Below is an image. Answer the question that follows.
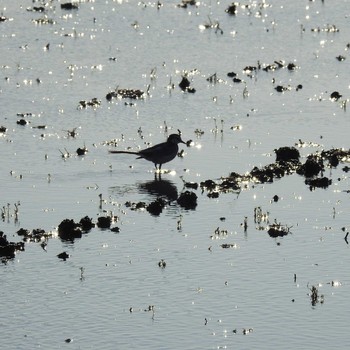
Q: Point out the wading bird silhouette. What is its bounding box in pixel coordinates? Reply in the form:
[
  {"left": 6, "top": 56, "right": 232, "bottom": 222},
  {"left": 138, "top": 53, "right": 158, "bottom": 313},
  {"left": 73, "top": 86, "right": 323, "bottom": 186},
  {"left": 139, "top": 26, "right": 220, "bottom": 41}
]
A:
[{"left": 109, "top": 134, "right": 186, "bottom": 171}]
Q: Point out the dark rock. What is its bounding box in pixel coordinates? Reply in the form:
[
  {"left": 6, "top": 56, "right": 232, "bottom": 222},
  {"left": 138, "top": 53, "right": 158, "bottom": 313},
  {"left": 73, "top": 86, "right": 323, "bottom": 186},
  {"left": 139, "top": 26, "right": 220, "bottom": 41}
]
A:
[
  {"left": 57, "top": 252, "right": 70, "bottom": 261},
  {"left": 125, "top": 201, "right": 147, "bottom": 210},
  {"left": 275, "top": 85, "right": 287, "bottom": 92},
  {"left": 158, "top": 259, "right": 166, "bottom": 268},
  {"left": 207, "top": 191, "right": 219, "bottom": 198},
  {"left": 58, "top": 219, "right": 82, "bottom": 241},
  {"left": 106, "top": 92, "right": 114, "bottom": 101},
  {"left": 0, "top": 231, "right": 25, "bottom": 260},
  {"left": 221, "top": 243, "right": 237, "bottom": 248},
  {"left": 177, "top": 191, "right": 197, "bottom": 209},
  {"left": 287, "top": 62, "right": 297, "bottom": 70},
  {"left": 336, "top": 55, "right": 346, "bottom": 62},
  {"left": 78, "top": 98, "right": 101, "bottom": 109},
  {"left": 17, "top": 228, "right": 50, "bottom": 243},
  {"left": 305, "top": 177, "right": 332, "bottom": 190},
  {"left": 117, "top": 89, "right": 144, "bottom": 99},
  {"left": 250, "top": 160, "right": 300, "bottom": 184},
  {"left": 329, "top": 154, "right": 339, "bottom": 167},
  {"left": 17, "top": 119, "right": 28, "bottom": 126},
  {"left": 250, "top": 166, "right": 274, "bottom": 183},
  {"left": 97, "top": 216, "right": 112, "bottom": 229},
  {"left": 106, "top": 89, "right": 144, "bottom": 100},
  {"left": 321, "top": 148, "right": 350, "bottom": 166},
  {"left": 200, "top": 179, "right": 217, "bottom": 191},
  {"left": 183, "top": 181, "right": 198, "bottom": 190},
  {"left": 220, "top": 178, "right": 240, "bottom": 192},
  {"left": 76, "top": 146, "right": 88, "bottom": 156},
  {"left": 16, "top": 228, "right": 30, "bottom": 238},
  {"left": 147, "top": 197, "right": 167, "bottom": 216},
  {"left": 79, "top": 216, "right": 95, "bottom": 231},
  {"left": 267, "top": 223, "right": 291, "bottom": 238},
  {"left": 330, "top": 91, "right": 342, "bottom": 101},
  {"left": 297, "top": 156, "right": 324, "bottom": 177},
  {"left": 275, "top": 147, "right": 300, "bottom": 162},
  {"left": 225, "top": 3, "right": 237, "bottom": 15},
  {"left": 179, "top": 76, "right": 195, "bottom": 93},
  {"left": 243, "top": 66, "right": 257, "bottom": 73},
  {"left": 61, "top": 3, "right": 79, "bottom": 10}
]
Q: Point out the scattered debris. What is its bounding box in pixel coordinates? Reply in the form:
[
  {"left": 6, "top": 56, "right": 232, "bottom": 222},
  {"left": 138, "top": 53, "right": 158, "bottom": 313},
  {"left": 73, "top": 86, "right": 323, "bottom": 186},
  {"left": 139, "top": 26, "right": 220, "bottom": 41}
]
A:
[
  {"left": 221, "top": 243, "right": 238, "bottom": 249},
  {"left": 78, "top": 98, "right": 101, "bottom": 109},
  {"left": 158, "top": 259, "right": 166, "bottom": 268},
  {"left": 308, "top": 284, "right": 324, "bottom": 306}
]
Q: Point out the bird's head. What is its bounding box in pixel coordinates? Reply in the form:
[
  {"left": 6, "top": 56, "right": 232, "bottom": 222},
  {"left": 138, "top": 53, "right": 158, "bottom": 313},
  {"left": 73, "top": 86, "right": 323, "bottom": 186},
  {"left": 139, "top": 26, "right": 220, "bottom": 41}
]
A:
[{"left": 167, "top": 134, "right": 186, "bottom": 145}]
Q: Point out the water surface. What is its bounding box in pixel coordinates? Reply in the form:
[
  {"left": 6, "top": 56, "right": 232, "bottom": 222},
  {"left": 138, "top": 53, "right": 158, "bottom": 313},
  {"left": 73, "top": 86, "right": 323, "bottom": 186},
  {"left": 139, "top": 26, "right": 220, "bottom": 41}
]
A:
[{"left": 1, "top": 1, "right": 350, "bottom": 349}]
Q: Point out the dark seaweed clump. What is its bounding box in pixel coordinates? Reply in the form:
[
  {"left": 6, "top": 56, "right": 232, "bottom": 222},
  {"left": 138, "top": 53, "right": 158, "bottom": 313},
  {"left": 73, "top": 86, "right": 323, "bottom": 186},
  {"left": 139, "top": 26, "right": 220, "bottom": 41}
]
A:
[
  {"left": 58, "top": 219, "right": 83, "bottom": 241},
  {"left": 147, "top": 197, "right": 168, "bottom": 216},
  {"left": 0, "top": 231, "right": 25, "bottom": 260},
  {"left": 17, "top": 228, "right": 52, "bottom": 243},
  {"left": 296, "top": 155, "right": 324, "bottom": 177},
  {"left": 97, "top": 216, "right": 112, "bottom": 229},
  {"left": 58, "top": 216, "right": 98, "bottom": 241},
  {"left": 78, "top": 98, "right": 101, "bottom": 109},
  {"left": 177, "top": 191, "right": 197, "bottom": 209},
  {"left": 199, "top": 146, "right": 350, "bottom": 197},
  {"left": 267, "top": 223, "right": 292, "bottom": 238},
  {"left": 61, "top": 2, "right": 79, "bottom": 10},
  {"left": 1, "top": 214, "right": 119, "bottom": 262},
  {"left": 225, "top": 3, "right": 237, "bottom": 15},
  {"left": 106, "top": 88, "right": 144, "bottom": 101}
]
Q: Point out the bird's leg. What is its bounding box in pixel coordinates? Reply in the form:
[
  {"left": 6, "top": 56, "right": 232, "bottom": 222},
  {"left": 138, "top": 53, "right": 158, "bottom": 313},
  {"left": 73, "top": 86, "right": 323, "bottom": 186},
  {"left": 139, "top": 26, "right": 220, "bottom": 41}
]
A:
[{"left": 154, "top": 164, "right": 160, "bottom": 173}]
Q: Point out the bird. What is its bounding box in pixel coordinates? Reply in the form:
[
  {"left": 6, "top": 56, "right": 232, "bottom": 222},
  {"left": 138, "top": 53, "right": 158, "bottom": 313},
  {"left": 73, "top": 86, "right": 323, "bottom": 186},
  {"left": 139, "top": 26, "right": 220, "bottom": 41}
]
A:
[{"left": 109, "top": 134, "right": 186, "bottom": 171}]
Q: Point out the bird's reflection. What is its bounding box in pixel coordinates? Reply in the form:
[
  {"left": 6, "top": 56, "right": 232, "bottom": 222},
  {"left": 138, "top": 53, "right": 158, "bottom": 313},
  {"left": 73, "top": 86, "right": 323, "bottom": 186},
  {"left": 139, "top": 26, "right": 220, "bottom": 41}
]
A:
[{"left": 137, "top": 175, "right": 178, "bottom": 201}]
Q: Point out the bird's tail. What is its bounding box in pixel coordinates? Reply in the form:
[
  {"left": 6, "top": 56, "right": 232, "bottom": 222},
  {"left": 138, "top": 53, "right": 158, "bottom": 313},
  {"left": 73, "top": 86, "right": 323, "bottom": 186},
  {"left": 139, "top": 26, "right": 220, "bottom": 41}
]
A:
[{"left": 109, "top": 150, "right": 139, "bottom": 155}]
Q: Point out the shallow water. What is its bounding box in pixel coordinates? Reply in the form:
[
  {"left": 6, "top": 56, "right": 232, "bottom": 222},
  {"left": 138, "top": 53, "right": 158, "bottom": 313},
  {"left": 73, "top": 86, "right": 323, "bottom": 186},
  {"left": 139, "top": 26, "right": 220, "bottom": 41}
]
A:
[{"left": 1, "top": 1, "right": 350, "bottom": 349}]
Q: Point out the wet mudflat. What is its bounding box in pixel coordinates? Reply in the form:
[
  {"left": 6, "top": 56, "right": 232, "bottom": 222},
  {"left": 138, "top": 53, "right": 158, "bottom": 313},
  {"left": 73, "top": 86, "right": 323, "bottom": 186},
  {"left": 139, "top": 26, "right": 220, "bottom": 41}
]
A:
[{"left": 1, "top": 1, "right": 350, "bottom": 349}]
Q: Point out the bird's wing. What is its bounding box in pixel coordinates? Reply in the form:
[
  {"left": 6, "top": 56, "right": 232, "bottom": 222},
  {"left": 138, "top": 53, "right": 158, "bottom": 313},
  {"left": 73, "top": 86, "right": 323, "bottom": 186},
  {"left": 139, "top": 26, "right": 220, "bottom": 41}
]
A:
[{"left": 138, "top": 141, "right": 168, "bottom": 157}]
